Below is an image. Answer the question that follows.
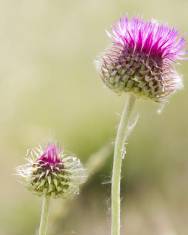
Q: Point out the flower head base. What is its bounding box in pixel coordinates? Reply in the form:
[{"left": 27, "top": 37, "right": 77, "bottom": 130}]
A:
[
  {"left": 17, "top": 144, "right": 87, "bottom": 198},
  {"left": 97, "top": 17, "right": 186, "bottom": 102}
]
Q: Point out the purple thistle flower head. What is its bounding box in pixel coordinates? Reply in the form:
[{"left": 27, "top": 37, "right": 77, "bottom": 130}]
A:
[
  {"left": 17, "top": 143, "right": 87, "bottom": 198},
  {"left": 97, "top": 16, "right": 186, "bottom": 102}
]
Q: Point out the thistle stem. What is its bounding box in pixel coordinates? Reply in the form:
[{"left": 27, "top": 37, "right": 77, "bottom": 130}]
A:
[
  {"left": 39, "top": 196, "right": 50, "bottom": 235},
  {"left": 111, "top": 94, "right": 136, "bottom": 235}
]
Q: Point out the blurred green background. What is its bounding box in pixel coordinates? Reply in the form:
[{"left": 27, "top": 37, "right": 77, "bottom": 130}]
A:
[{"left": 0, "top": 0, "right": 188, "bottom": 234}]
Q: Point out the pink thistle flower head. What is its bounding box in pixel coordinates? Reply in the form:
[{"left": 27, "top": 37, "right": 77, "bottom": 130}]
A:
[
  {"left": 96, "top": 16, "right": 186, "bottom": 102},
  {"left": 17, "top": 143, "right": 87, "bottom": 198}
]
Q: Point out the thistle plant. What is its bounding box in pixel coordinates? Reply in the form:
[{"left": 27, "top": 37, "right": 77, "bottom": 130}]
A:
[
  {"left": 17, "top": 143, "right": 86, "bottom": 235},
  {"left": 96, "top": 16, "right": 186, "bottom": 235}
]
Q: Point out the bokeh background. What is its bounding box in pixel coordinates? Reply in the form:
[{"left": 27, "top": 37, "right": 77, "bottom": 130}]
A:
[{"left": 0, "top": 0, "right": 188, "bottom": 234}]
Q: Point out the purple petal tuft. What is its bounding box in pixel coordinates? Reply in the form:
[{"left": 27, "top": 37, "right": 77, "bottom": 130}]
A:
[
  {"left": 110, "top": 17, "right": 186, "bottom": 61},
  {"left": 39, "top": 144, "right": 61, "bottom": 165}
]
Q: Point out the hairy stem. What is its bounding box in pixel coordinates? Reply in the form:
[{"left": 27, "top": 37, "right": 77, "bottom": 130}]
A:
[
  {"left": 111, "top": 94, "right": 136, "bottom": 235},
  {"left": 39, "top": 196, "right": 50, "bottom": 235}
]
